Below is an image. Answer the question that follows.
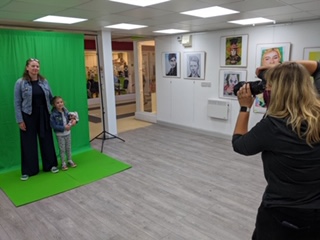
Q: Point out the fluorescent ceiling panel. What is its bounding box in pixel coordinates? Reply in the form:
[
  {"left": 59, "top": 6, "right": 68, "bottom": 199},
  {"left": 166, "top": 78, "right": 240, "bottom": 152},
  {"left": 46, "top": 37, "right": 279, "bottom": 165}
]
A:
[
  {"left": 109, "top": 0, "right": 170, "bottom": 7},
  {"left": 34, "top": 15, "right": 87, "bottom": 24},
  {"left": 153, "top": 29, "right": 189, "bottom": 34},
  {"left": 229, "top": 17, "right": 275, "bottom": 25},
  {"left": 181, "top": 6, "right": 239, "bottom": 18},
  {"left": 105, "top": 23, "right": 147, "bottom": 30}
]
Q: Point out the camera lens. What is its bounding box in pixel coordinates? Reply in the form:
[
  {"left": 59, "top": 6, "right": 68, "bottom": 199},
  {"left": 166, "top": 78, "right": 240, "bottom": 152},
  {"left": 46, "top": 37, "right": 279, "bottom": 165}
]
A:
[{"left": 233, "top": 80, "right": 266, "bottom": 96}]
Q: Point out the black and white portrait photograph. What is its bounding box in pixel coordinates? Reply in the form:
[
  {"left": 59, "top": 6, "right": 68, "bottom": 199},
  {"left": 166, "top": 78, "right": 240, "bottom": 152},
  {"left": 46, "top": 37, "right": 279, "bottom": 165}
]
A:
[
  {"left": 183, "top": 51, "right": 205, "bottom": 79},
  {"left": 162, "top": 52, "right": 180, "bottom": 78}
]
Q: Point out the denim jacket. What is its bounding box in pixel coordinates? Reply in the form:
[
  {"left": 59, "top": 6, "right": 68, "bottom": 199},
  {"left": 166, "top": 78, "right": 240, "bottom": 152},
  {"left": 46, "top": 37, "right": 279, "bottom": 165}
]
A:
[
  {"left": 50, "top": 107, "right": 69, "bottom": 133},
  {"left": 14, "top": 78, "right": 53, "bottom": 123}
]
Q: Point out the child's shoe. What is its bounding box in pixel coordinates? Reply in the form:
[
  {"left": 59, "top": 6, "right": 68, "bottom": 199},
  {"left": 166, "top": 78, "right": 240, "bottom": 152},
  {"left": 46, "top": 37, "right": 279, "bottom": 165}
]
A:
[
  {"left": 68, "top": 160, "right": 77, "bottom": 168},
  {"left": 62, "top": 163, "right": 68, "bottom": 171}
]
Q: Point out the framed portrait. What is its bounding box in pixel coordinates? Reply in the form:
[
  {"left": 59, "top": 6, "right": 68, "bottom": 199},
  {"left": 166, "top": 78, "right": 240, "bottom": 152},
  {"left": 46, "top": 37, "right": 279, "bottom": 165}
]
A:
[
  {"left": 219, "top": 69, "right": 247, "bottom": 99},
  {"left": 255, "top": 42, "right": 291, "bottom": 68},
  {"left": 162, "top": 52, "right": 180, "bottom": 78},
  {"left": 253, "top": 93, "right": 267, "bottom": 114},
  {"left": 303, "top": 47, "right": 320, "bottom": 61},
  {"left": 220, "top": 35, "right": 248, "bottom": 68},
  {"left": 183, "top": 51, "right": 206, "bottom": 79}
]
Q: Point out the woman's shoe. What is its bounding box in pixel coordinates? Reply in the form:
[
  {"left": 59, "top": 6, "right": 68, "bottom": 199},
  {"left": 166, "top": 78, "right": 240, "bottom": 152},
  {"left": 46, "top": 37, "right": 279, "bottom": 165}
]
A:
[
  {"left": 51, "top": 166, "right": 59, "bottom": 173},
  {"left": 20, "top": 175, "right": 29, "bottom": 181}
]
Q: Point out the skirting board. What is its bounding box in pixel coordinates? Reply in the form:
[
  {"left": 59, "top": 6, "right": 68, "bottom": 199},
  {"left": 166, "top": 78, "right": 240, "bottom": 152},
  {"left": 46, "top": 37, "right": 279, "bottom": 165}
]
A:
[
  {"left": 156, "top": 120, "right": 232, "bottom": 140},
  {"left": 135, "top": 111, "right": 157, "bottom": 123}
]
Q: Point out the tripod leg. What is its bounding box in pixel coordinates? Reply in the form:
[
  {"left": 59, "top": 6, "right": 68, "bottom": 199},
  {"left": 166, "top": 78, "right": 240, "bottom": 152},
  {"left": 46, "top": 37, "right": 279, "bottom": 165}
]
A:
[
  {"left": 101, "top": 137, "right": 105, "bottom": 152},
  {"left": 104, "top": 131, "right": 125, "bottom": 142}
]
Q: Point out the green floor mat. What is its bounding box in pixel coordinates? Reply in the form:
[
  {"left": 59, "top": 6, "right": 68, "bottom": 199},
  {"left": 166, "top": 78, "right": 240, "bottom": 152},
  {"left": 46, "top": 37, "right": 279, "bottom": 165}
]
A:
[{"left": 0, "top": 149, "right": 131, "bottom": 207}]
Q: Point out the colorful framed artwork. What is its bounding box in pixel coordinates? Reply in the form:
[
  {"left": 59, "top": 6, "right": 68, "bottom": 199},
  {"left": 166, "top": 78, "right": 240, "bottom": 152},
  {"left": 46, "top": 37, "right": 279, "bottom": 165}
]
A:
[
  {"left": 253, "top": 93, "right": 267, "bottom": 114},
  {"left": 219, "top": 69, "right": 247, "bottom": 99},
  {"left": 183, "top": 51, "right": 206, "bottom": 79},
  {"left": 162, "top": 52, "right": 180, "bottom": 78},
  {"left": 255, "top": 42, "right": 291, "bottom": 69},
  {"left": 220, "top": 35, "right": 248, "bottom": 67},
  {"left": 303, "top": 47, "right": 320, "bottom": 61}
]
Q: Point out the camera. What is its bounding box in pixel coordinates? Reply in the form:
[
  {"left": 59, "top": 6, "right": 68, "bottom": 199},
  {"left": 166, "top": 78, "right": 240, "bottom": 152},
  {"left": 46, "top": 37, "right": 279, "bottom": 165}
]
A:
[{"left": 233, "top": 70, "right": 266, "bottom": 96}]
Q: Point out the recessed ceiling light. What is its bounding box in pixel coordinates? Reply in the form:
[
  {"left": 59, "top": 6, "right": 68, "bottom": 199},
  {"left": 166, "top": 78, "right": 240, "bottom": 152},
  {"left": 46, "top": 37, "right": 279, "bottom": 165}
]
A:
[
  {"left": 181, "top": 6, "right": 239, "bottom": 18},
  {"left": 109, "top": 0, "right": 170, "bottom": 7},
  {"left": 33, "top": 15, "right": 87, "bottom": 24},
  {"left": 105, "top": 23, "right": 147, "bottom": 30},
  {"left": 228, "top": 17, "right": 275, "bottom": 25},
  {"left": 153, "top": 29, "right": 189, "bottom": 34}
]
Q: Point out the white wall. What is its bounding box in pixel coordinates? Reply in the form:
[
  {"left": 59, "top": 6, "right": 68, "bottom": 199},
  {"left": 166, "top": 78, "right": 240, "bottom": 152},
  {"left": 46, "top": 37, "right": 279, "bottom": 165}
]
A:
[{"left": 155, "top": 19, "right": 320, "bottom": 139}]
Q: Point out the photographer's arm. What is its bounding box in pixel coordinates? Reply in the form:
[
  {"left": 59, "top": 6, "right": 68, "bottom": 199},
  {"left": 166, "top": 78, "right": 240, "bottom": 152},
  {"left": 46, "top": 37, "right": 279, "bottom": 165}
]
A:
[
  {"left": 233, "top": 84, "right": 255, "bottom": 135},
  {"left": 293, "top": 60, "right": 317, "bottom": 75},
  {"left": 255, "top": 64, "right": 279, "bottom": 77},
  {"left": 234, "top": 111, "right": 250, "bottom": 135},
  {"left": 232, "top": 84, "right": 272, "bottom": 155},
  {"left": 255, "top": 60, "right": 318, "bottom": 77}
]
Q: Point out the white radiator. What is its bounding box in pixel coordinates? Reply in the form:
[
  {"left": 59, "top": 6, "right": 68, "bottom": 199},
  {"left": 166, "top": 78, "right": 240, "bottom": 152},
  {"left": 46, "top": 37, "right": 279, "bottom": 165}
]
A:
[{"left": 207, "top": 99, "right": 230, "bottom": 120}]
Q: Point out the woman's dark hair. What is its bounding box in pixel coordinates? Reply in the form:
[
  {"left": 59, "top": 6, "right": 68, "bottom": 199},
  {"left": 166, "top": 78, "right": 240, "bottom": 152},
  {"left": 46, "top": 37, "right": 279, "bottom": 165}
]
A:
[
  {"left": 168, "top": 53, "right": 176, "bottom": 61},
  {"left": 22, "top": 58, "right": 45, "bottom": 81}
]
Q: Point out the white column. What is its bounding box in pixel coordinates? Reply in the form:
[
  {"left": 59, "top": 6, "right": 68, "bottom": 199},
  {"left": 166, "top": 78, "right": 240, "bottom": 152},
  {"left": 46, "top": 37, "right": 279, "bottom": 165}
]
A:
[
  {"left": 96, "top": 30, "right": 117, "bottom": 135},
  {"left": 133, "top": 41, "right": 144, "bottom": 112}
]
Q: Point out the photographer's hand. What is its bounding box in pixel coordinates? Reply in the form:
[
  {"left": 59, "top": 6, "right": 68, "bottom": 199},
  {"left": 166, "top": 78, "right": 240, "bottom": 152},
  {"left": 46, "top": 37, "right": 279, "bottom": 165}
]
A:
[{"left": 237, "top": 83, "right": 254, "bottom": 108}]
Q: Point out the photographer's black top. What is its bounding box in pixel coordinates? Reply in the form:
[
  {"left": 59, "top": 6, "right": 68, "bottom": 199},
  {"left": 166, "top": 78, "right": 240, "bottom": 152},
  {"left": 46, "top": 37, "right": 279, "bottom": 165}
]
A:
[{"left": 232, "top": 116, "right": 320, "bottom": 209}]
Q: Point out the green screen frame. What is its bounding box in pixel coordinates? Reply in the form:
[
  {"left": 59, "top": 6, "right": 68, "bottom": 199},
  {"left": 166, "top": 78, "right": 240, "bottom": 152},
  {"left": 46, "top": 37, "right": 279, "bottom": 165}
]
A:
[{"left": 0, "top": 29, "right": 91, "bottom": 173}]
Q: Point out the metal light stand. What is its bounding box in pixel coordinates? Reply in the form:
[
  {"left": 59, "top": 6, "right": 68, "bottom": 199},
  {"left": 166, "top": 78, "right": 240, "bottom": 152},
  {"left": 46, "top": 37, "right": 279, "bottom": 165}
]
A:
[{"left": 90, "top": 74, "right": 125, "bottom": 153}]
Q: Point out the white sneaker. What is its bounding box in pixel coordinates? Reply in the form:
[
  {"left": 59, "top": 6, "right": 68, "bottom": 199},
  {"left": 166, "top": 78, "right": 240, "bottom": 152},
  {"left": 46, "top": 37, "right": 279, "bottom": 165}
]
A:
[
  {"left": 20, "top": 175, "right": 29, "bottom": 181},
  {"left": 51, "top": 166, "right": 59, "bottom": 173}
]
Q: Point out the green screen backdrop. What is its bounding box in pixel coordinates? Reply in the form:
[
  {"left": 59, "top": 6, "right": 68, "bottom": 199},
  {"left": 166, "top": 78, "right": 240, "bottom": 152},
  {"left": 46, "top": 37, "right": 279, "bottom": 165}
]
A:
[{"left": 0, "top": 29, "right": 91, "bottom": 173}]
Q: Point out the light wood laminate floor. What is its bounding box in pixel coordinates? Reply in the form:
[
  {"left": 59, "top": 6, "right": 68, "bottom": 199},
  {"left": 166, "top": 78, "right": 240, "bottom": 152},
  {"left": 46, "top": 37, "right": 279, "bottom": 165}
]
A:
[{"left": 0, "top": 124, "right": 266, "bottom": 240}]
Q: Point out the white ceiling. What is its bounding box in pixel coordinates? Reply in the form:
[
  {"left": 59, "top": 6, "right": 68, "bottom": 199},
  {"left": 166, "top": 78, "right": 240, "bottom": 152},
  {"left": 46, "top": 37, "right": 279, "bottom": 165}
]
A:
[{"left": 0, "top": 0, "right": 320, "bottom": 40}]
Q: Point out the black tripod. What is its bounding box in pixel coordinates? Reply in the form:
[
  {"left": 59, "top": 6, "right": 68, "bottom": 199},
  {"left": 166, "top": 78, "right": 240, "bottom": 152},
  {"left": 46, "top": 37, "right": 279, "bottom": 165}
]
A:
[{"left": 90, "top": 79, "right": 125, "bottom": 152}]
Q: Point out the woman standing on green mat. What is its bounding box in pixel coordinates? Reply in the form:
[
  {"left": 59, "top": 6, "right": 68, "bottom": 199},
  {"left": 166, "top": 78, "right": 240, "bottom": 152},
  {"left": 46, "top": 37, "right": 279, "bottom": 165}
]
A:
[{"left": 14, "top": 58, "right": 59, "bottom": 181}]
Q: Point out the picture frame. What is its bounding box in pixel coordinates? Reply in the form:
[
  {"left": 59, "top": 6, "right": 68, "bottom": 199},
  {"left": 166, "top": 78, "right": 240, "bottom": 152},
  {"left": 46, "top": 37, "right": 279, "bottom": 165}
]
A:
[
  {"left": 219, "top": 69, "right": 247, "bottom": 99},
  {"left": 162, "top": 52, "right": 180, "bottom": 78},
  {"left": 303, "top": 47, "right": 320, "bottom": 61},
  {"left": 255, "top": 42, "right": 291, "bottom": 69},
  {"left": 253, "top": 93, "right": 267, "bottom": 114},
  {"left": 220, "top": 35, "right": 248, "bottom": 68},
  {"left": 183, "top": 51, "right": 206, "bottom": 79}
]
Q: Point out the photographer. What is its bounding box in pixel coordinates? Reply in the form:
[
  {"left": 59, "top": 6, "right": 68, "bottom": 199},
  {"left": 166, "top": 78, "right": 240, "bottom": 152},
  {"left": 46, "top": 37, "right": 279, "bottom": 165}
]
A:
[{"left": 232, "top": 62, "right": 320, "bottom": 240}]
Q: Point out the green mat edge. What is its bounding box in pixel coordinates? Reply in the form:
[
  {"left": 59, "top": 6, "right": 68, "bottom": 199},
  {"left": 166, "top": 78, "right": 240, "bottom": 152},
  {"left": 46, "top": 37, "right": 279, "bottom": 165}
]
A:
[{"left": 0, "top": 148, "right": 132, "bottom": 207}]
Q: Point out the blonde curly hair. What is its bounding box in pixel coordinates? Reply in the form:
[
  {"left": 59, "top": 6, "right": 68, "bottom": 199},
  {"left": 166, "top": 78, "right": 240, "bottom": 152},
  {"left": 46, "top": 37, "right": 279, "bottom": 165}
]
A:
[{"left": 265, "top": 62, "right": 320, "bottom": 146}]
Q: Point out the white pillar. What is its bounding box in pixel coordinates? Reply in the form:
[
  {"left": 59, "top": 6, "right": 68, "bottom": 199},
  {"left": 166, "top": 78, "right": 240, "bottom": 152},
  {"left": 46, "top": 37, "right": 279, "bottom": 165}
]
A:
[
  {"left": 133, "top": 41, "right": 144, "bottom": 112},
  {"left": 96, "top": 30, "right": 117, "bottom": 135}
]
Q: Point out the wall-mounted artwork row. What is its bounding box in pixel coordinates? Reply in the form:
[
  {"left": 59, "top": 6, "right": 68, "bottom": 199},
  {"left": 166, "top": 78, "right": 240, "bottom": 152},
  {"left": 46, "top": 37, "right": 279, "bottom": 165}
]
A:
[
  {"left": 219, "top": 69, "right": 247, "bottom": 99},
  {"left": 184, "top": 51, "right": 206, "bottom": 80},
  {"left": 162, "top": 52, "right": 180, "bottom": 78},
  {"left": 220, "top": 35, "right": 248, "bottom": 68}
]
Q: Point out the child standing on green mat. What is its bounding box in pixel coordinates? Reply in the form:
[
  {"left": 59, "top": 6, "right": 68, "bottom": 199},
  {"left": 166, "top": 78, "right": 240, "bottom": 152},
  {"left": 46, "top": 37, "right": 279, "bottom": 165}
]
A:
[{"left": 50, "top": 96, "right": 78, "bottom": 170}]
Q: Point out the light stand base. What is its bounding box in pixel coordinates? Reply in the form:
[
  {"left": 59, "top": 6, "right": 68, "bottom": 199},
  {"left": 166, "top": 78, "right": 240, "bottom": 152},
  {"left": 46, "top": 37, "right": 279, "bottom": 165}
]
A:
[{"left": 90, "top": 131, "right": 125, "bottom": 152}]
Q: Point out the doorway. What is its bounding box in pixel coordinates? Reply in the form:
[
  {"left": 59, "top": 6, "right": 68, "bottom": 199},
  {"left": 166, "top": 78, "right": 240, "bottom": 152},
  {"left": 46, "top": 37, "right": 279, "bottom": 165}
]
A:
[{"left": 134, "top": 40, "right": 157, "bottom": 123}]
